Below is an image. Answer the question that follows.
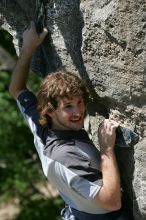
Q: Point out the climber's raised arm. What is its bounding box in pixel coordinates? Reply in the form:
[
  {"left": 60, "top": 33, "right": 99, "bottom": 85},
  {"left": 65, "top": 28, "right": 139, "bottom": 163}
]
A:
[{"left": 9, "top": 21, "right": 48, "bottom": 99}]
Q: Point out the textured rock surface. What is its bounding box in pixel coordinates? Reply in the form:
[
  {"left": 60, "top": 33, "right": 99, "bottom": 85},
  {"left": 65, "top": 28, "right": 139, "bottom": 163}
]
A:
[
  {"left": 0, "top": 0, "right": 146, "bottom": 219},
  {"left": 0, "top": 47, "right": 16, "bottom": 71}
]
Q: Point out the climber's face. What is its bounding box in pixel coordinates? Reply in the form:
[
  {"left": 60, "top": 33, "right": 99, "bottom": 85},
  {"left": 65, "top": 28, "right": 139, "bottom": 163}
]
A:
[{"left": 48, "top": 95, "right": 85, "bottom": 130}]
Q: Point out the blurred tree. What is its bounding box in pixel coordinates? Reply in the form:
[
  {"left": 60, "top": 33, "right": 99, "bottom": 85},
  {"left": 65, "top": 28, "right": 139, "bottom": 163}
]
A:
[
  {"left": 0, "top": 71, "right": 41, "bottom": 200},
  {"left": 0, "top": 32, "right": 63, "bottom": 218},
  {"left": 0, "top": 70, "right": 64, "bottom": 219},
  {"left": 0, "top": 30, "right": 16, "bottom": 72},
  {"left": 0, "top": 30, "right": 17, "bottom": 57},
  {"left": 15, "top": 197, "right": 63, "bottom": 220}
]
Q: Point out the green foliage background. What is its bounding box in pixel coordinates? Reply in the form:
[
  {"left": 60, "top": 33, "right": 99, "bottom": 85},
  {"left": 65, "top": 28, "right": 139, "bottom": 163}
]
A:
[{"left": 0, "top": 31, "right": 63, "bottom": 219}]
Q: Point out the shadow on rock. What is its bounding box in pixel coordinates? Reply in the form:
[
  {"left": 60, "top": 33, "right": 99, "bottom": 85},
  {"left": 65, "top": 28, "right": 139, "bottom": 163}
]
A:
[{"left": 115, "top": 146, "right": 139, "bottom": 220}]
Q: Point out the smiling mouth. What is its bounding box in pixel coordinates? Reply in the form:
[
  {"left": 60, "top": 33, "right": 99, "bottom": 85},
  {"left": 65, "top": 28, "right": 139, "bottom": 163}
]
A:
[{"left": 70, "top": 116, "right": 83, "bottom": 123}]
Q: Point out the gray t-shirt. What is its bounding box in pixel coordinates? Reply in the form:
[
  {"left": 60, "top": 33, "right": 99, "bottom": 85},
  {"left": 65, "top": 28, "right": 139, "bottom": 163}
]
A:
[{"left": 17, "top": 90, "right": 109, "bottom": 214}]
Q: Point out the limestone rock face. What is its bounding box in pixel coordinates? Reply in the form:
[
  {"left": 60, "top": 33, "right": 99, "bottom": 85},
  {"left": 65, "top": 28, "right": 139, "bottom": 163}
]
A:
[
  {"left": 0, "top": 47, "right": 16, "bottom": 71},
  {"left": 0, "top": 0, "right": 146, "bottom": 219}
]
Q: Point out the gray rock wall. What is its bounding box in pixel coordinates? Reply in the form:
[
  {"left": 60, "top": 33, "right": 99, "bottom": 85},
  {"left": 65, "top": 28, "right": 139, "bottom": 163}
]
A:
[
  {"left": 0, "top": 0, "right": 146, "bottom": 219},
  {"left": 0, "top": 47, "right": 16, "bottom": 71}
]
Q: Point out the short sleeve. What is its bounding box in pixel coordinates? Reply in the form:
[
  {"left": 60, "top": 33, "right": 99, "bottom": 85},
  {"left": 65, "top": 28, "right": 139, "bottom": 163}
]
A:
[
  {"left": 16, "top": 90, "right": 50, "bottom": 176},
  {"left": 16, "top": 90, "right": 48, "bottom": 144}
]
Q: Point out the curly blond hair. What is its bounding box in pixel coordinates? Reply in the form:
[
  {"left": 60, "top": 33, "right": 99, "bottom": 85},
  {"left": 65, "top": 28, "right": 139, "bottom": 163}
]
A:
[{"left": 37, "top": 69, "right": 89, "bottom": 126}]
